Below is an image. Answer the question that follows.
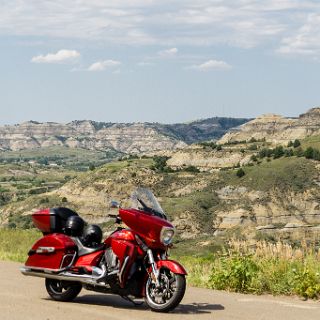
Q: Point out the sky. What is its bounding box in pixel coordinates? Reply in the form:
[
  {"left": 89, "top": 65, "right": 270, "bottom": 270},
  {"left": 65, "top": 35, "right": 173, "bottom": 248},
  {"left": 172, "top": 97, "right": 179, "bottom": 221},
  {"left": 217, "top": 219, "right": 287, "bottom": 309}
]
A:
[{"left": 0, "top": 0, "right": 320, "bottom": 125}]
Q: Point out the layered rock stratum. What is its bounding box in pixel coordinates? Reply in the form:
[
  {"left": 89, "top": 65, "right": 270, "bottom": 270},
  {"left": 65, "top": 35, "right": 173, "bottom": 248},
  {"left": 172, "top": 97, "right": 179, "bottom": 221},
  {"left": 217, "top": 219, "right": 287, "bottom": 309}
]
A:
[
  {"left": 218, "top": 107, "right": 320, "bottom": 144},
  {"left": 0, "top": 117, "right": 248, "bottom": 154}
]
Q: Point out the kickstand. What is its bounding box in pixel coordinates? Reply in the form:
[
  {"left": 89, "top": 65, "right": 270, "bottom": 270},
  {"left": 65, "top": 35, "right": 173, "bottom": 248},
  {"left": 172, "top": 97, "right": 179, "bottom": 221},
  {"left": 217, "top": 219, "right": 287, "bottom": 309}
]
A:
[{"left": 121, "top": 295, "right": 144, "bottom": 306}]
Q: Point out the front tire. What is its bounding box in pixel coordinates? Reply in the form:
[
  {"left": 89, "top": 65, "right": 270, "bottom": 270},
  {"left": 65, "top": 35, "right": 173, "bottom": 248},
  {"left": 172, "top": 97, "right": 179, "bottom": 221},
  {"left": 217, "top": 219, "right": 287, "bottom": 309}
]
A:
[
  {"left": 45, "top": 279, "right": 82, "bottom": 302},
  {"left": 145, "top": 269, "right": 186, "bottom": 312}
]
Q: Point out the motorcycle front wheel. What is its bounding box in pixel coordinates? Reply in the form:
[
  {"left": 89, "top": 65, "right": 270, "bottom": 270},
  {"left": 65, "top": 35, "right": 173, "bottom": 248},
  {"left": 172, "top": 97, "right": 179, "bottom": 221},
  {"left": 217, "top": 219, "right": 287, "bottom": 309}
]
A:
[
  {"left": 45, "top": 279, "right": 82, "bottom": 302},
  {"left": 145, "top": 268, "right": 186, "bottom": 312}
]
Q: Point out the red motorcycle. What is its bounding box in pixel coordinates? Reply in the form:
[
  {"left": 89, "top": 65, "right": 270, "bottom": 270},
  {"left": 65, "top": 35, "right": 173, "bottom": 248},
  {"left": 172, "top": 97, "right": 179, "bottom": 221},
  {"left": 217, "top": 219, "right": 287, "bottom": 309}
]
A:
[{"left": 21, "top": 188, "right": 187, "bottom": 312}]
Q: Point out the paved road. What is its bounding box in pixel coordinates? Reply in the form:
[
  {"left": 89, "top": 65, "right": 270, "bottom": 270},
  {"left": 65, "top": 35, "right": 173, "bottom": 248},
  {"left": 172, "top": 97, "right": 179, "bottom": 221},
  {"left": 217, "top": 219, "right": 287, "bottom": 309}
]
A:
[{"left": 0, "top": 261, "right": 319, "bottom": 320}]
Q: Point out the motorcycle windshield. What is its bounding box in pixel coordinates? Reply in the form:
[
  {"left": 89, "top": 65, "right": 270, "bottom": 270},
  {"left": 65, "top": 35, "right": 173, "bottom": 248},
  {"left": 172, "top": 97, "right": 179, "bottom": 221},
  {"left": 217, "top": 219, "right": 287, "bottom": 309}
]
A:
[{"left": 131, "top": 188, "right": 167, "bottom": 219}]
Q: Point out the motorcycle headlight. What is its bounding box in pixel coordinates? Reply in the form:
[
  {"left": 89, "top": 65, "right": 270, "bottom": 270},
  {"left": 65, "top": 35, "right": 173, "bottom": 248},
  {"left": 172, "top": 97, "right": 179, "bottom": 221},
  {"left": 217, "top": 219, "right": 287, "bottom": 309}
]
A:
[{"left": 160, "top": 227, "right": 175, "bottom": 245}]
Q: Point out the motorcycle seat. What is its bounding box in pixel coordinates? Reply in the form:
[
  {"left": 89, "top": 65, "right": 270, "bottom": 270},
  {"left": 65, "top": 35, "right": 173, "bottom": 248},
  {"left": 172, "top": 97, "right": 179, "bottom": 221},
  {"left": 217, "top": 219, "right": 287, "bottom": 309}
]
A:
[{"left": 72, "top": 237, "right": 104, "bottom": 257}]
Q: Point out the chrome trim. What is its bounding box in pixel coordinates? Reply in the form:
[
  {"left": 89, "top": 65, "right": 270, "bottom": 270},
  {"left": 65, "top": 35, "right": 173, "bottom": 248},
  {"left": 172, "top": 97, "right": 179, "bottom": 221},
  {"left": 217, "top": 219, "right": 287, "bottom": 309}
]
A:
[
  {"left": 36, "top": 247, "right": 55, "bottom": 254},
  {"left": 118, "top": 256, "right": 129, "bottom": 284},
  {"left": 20, "top": 265, "right": 108, "bottom": 287},
  {"left": 59, "top": 254, "right": 74, "bottom": 269},
  {"left": 147, "top": 249, "right": 160, "bottom": 286}
]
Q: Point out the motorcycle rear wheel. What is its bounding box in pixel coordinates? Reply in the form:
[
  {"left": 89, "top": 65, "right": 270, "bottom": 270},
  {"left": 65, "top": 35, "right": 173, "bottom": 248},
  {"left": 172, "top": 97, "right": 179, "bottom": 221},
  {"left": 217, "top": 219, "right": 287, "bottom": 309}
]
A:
[
  {"left": 45, "top": 279, "right": 82, "bottom": 302},
  {"left": 145, "top": 269, "right": 186, "bottom": 312}
]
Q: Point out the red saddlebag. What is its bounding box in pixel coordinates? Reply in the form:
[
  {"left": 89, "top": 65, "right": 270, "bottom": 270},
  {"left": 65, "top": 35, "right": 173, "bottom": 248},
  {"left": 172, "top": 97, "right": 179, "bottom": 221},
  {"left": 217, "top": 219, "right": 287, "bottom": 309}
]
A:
[{"left": 25, "top": 234, "right": 76, "bottom": 271}]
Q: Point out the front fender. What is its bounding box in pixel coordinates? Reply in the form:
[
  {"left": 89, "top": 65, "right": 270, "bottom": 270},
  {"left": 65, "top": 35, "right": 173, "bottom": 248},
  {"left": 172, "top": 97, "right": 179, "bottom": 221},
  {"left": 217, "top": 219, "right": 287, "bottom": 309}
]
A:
[{"left": 156, "top": 259, "right": 188, "bottom": 275}]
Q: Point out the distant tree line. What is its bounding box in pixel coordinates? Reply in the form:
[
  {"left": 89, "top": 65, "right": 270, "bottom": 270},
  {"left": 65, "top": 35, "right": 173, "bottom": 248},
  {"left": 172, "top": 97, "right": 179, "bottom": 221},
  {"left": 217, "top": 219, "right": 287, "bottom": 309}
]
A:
[{"left": 252, "top": 139, "right": 320, "bottom": 161}]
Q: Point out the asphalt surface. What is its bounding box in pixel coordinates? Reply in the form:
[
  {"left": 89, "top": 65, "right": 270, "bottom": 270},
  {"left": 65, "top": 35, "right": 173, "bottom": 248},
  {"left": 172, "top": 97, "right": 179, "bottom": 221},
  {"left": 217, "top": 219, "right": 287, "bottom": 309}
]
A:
[{"left": 0, "top": 260, "right": 319, "bottom": 320}]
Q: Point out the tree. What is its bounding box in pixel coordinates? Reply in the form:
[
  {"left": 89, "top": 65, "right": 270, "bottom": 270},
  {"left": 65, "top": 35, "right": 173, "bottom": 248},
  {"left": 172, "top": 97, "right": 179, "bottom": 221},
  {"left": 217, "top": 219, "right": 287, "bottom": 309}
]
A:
[
  {"left": 273, "top": 146, "right": 284, "bottom": 159},
  {"left": 293, "top": 139, "right": 301, "bottom": 148},
  {"left": 89, "top": 164, "right": 96, "bottom": 171},
  {"left": 236, "top": 168, "right": 245, "bottom": 178},
  {"left": 184, "top": 166, "right": 200, "bottom": 173},
  {"left": 216, "top": 145, "right": 222, "bottom": 151},
  {"left": 304, "top": 147, "right": 314, "bottom": 159},
  {"left": 152, "top": 156, "right": 170, "bottom": 172}
]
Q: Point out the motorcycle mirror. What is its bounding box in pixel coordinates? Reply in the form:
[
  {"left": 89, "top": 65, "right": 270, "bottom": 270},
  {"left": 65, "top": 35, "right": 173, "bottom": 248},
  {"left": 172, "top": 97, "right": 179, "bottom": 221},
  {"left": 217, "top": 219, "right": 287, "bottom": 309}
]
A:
[{"left": 110, "top": 200, "right": 120, "bottom": 209}]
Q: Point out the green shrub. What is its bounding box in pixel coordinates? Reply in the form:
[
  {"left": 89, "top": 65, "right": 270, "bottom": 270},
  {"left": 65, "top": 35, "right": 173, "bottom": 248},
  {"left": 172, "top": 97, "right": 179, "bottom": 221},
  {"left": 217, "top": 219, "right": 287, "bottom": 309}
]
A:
[
  {"left": 293, "top": 267, "right": 320, "bottom": 299},
  {"left": 236, "top": 168, "right": 245, "bottom": 178},
  {"left": 248, "top": 144, "right": 258, "bottom": 151},
  {"left": 184, "top": 166, "right": 200, "bottom": 173},
  {"left": 293, "top": 139, "right": 301, "bottom": 148},
  {"left": 210, "top": 255, "right": 259, "bottom": 292}
]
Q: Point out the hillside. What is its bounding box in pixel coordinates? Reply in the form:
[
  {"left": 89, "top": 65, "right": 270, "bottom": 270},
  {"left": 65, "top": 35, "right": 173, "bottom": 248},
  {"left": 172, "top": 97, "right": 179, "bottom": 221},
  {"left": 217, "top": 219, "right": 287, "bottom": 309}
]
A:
[
  {"left": 0, "top": 117, "right": 249, "bottom": 154},
  {"left": 2, "top": 153, "right": 320, "bottom": 244},
  {"left": 218, "top": 107, "right": 320, "bottom": 145},
  {"left": 2, "top": 106, "right": 320, "bottom": 246}
]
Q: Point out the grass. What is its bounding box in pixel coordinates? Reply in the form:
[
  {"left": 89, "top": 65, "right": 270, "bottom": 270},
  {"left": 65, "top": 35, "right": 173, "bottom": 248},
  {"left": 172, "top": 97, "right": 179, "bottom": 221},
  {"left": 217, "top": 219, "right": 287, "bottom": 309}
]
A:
[
  {"left": 301, "top": 135, "right": 320, "bottom": 150},
  {"left": 220, "top": 157, "right": 316, "bottom": 192},
  {"left": 0, "top": 228, "right": 41, "bottom": 262},
  {"left": 177, "top": 239, "right": 320, "bottom": 299},
  {"left": 0, "top": 146, "right": 121, "bottom": 170}
]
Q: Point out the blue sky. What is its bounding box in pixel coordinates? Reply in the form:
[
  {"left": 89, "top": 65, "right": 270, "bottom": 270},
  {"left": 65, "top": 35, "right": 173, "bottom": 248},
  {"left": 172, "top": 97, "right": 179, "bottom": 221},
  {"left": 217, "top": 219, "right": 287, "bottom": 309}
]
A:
[{"left": 1, "top": 0, "right": 320, "bottom": 124}]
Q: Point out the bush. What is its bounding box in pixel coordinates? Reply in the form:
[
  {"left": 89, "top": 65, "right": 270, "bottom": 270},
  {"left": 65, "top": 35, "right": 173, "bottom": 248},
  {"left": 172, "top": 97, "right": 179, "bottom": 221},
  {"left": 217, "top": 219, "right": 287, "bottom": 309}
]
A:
[
  {"left": 293, "top": 267, "right": 320, "bottom": 299},
  {"left": 210, "top": 255, "right": 259, "bottom": 292},
  {"left": 273, "top": 146, "right": 284, "bottom": 159},
  {"left": 304, "top": 147, "right": 314, "bottom": 159},
  {"left": 199, "top": 142, "right": 217, "bottom": 149},
  {"left": 236, "top": 168, "right": 245, "bottom": 178},
  {"left": 184, "top": 166, "right": 200, "bottom": 173},
  {"left": 151, "top": 156, "right": 172, "bottom": 172},
  {"left": 293, "top": 139, "right": 301, "bottom": 148},
  {"left": 248, "top": 144, "right": 258, "bottom": 151},
  {"left": 250, "top": 155, "right": 258, "bottom": 162}
]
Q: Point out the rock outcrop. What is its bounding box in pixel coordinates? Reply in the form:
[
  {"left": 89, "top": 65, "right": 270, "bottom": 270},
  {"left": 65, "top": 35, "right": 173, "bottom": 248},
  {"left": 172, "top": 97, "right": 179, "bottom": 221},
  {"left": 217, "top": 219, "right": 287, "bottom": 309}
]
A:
[
  {"left": 167, "top": 145, "right": 251, "bottom": 170},
  {"left": 218, "top": 107, "right": 320, "bottom": 145},
  {"left": 0, "top": 117, "right": 249, "bottom": 154}
]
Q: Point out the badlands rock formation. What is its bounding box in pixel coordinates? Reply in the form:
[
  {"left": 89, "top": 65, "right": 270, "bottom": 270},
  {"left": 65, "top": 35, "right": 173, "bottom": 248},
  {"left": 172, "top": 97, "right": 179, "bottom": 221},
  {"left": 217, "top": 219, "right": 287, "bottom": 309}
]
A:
[
  {"left": 167, "top": 145, "right": 251, "bottom": 171},
  {"left": 218, "top": 107, "right": 320, "bottom": 145},
  {"left": 0, "top": 117, "right": 249, "bottom": 153}
]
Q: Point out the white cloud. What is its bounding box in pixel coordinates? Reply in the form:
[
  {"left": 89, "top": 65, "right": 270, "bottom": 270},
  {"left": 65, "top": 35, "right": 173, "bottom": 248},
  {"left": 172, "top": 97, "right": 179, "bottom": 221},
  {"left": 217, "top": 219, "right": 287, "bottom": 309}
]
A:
[
  {"left": 87, "top": 60, "right": 121, "bottom": 71},
  {"left": 137, "top": 61, "right": 154, "bottom": 67},
  {"left": 1, "top": 1, "right": 320, "bottom": 58},
  {"left": 158, "top": 47, "right": 178, "bottom": 57},
  {"left": 31, "top": 50, "right": 80, "bottom": 63},
  {"left": 277, "top": 13, "right": 320, "bottom": 56},
  {"left": 190, "top": 59, "right": 232, "bottom": 71}
]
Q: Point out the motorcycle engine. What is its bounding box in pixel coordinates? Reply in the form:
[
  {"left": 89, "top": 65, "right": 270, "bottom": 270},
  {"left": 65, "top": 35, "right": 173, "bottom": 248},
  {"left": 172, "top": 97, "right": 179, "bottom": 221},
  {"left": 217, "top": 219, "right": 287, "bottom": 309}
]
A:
[{"left": 104, "top": 247, "right": 119, "bottom": 272}]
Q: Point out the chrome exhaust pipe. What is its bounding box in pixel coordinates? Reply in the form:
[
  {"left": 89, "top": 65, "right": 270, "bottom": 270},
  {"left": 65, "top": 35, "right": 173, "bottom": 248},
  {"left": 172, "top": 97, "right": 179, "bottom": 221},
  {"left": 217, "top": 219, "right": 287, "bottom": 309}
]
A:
[{"left": 20, "top": 265, "right": 108, "bottom": 287}]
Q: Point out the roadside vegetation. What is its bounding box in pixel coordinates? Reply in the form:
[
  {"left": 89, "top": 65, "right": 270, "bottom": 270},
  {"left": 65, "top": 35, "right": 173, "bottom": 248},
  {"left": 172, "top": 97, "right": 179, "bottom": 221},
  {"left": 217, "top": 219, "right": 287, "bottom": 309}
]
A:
[
  {"left": 175, "top": 239, "right": 320, "bottom": 299},
  {"left": 0, "top": 228, "right": 40, "bottom": 262}
]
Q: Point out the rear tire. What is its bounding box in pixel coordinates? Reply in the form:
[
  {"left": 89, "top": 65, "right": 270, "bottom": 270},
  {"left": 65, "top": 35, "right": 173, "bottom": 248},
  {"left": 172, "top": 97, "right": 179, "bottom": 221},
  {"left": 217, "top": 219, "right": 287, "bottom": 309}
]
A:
[
  {"left": 145, "top": 269, "right": 186, "bottom": 313},
  {"left": 45, "top": 279, "right": 82, "bottom": 302}
]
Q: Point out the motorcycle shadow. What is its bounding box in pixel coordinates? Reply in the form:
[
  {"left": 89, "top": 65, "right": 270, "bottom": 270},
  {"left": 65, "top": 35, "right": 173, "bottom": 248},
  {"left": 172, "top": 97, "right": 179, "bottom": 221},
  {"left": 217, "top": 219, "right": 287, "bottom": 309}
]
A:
[{"left": 46, "top": 294, "right": 224, "bottom": 314}]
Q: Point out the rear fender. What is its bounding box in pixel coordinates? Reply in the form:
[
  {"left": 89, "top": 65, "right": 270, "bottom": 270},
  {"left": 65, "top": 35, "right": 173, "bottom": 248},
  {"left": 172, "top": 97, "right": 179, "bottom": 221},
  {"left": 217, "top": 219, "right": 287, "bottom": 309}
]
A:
[{"left": 156, "top": 259, "right": 187, "bottom": 275}]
